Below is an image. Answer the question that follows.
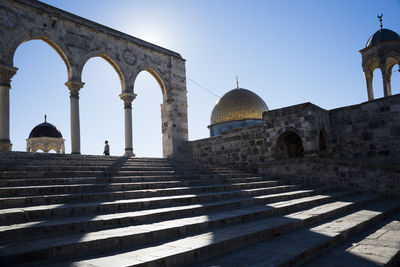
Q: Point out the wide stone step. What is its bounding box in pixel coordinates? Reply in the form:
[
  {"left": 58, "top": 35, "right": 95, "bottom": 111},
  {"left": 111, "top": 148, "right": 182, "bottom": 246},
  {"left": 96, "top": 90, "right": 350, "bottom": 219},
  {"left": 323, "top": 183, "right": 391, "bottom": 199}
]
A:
[
  {"left": 0, "top": 170, "right": 106, "bottom": 179},
  {"left": 0, "top": 191, "right": 365, "bottom": 265},
  {"left": 0, "top": 185, "right": 307, "bottom": 224},
  {"left": 122, "top": 162, "right": 174, "bottom": 166},
  {"left": 111, "top": 172, "right": 254, "bottom": 180},
  {"left": 191, "top": 198, "right": 400, "bottom": 267},
  {"left": 304, "top": 211, "right": 400, "bottom": 267},
  {"left": 125, "top": 158, "right": 171, "bottom": 165},
  {"left": 0, "top": 182, "right": 293, "bottom": 209},
  {"left": 0, "top": 165, "right": 110, "bottom": 172},
  {"left": 0, "top": 180, "right": 279, "bottom": 199},
  {"left": 0, "top": 161, "right": 118, "bottom": 168},
  {"left": 0, "top": 175, "right": 267, "bottom": 187},
  {"left": 113, "top": 170, "right": 177, "bottom": 176},
  {"left": 0, "top": 181, "right": 184, "bottom": 196},
  {"left": 165, "top": 173, "right": 256, "bottom": 180},
  {"left": 121, "top": 158, "right": 170, "bottom": 163},
  {"left": 0, "top": 157, "right": 120, "bottom": 163},
  {"left": 0, "top": 153, "right": 121, "bottom": 161},
  {"left": 119, "top": 166, "right": 174, "bottom": 171},
  {"left": 0, "top": 191, "right": 352, "bottom": 243},
  {"left": 28, "top": 193, "right": 385, "bottom": 266}
]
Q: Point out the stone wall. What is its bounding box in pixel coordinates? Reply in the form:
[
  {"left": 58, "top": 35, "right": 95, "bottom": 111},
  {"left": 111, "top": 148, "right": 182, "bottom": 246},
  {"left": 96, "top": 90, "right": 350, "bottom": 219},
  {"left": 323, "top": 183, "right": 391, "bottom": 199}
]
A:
[
  {"left": 186, "top": 102, "right": 331, "bottom": 167},
  {"left": 185, "top": 95, "right": 400, "bottom": 196},
  {"left": 187, "top": 125, "right": 264, "bottom": 170},
  {"left": 329, "top": 94, "right": 400, "bottom": 164}
]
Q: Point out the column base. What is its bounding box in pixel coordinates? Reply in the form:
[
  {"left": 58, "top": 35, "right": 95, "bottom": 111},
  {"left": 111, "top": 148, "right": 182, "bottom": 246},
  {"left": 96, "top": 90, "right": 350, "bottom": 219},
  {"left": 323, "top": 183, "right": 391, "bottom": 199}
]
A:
[
  {"left": 124, "top": 148, "right": 135, "bottom": 157},
  {"left": 71, "top": 152, "right": 81, "bottom": 155},
  {"left": 0, "top": 140, "right": 12, "bottom": 151}
]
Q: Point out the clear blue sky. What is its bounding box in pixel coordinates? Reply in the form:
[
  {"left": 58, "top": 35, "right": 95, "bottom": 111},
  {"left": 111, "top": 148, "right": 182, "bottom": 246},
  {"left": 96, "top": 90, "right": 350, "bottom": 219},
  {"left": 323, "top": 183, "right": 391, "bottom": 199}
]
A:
[{"left": 10, "top": 0, "right": 400, "bottom": 157}]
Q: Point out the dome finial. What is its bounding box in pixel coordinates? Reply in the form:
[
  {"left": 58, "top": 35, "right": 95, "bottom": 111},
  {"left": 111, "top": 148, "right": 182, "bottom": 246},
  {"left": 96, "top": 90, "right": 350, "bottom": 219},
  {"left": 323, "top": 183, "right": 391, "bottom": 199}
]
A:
[
  {"left": 44, "top": 114, "right": 47, "bottom": 123},
  {"left": 377, "top": 13, "right": 383, "bottom": 30},
  {"left": 236, "top": 76, "right": 239, "bottom": 89}
]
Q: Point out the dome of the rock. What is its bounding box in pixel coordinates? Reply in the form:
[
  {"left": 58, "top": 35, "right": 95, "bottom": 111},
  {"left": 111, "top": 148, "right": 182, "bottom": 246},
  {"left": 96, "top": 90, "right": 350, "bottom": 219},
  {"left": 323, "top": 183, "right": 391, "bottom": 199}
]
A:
[{"left": 208, "top": 88, "right": 268, "bottom": 137}]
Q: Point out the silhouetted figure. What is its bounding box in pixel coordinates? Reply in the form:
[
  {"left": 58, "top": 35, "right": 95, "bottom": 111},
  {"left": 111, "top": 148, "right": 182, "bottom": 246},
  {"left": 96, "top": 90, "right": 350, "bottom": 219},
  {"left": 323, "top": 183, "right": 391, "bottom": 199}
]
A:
[{"left": 104, "top": 140, "right": 110, "bottom": 156}]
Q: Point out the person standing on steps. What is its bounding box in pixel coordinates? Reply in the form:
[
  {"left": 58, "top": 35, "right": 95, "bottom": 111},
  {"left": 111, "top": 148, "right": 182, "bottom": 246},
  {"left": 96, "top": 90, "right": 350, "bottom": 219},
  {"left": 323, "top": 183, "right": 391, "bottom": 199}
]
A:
[{"left": 104, "top": 140, "right": 110, "bottom": 156}]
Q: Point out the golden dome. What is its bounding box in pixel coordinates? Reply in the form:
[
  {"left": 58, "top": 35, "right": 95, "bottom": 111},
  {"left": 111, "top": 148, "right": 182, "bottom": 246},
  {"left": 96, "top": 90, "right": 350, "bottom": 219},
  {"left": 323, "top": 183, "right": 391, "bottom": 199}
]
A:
[{"left": 210, "top": 88, "right": 268, "bottom": 126}]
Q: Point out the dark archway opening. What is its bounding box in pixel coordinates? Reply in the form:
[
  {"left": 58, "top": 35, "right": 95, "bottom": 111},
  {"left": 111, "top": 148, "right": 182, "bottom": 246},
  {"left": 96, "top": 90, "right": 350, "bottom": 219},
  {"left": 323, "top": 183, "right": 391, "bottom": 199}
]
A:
[
  {"left": 276, "top": 131, "right": 304, "bottom": 158},
  {"left": 319, "top": 129, "right": 327, "bottom": 153}
]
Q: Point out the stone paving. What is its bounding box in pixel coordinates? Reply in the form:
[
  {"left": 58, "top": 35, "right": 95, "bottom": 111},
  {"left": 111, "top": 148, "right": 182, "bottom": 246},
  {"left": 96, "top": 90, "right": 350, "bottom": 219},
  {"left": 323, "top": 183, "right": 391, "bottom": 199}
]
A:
[
  {"left": 304, "top": 213, "right": 400, "bottom": 266},
  {"left": 0, "top": 153, "right": 399, "bottom": 266}
]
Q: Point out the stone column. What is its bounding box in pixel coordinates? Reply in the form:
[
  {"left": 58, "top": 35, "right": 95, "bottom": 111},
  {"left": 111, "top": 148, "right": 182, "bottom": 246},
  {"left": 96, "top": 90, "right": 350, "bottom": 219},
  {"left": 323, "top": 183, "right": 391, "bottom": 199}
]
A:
[
  {"left": 65, "top": 81, "right": 84, "bottom": 154},
  {"left": 380, "top": 63, "right": 390, "bottom": 97},
  {"left": 119, "top": 92, "right": 136, "bottom": 156},
  {"left": 364, "top": 71, "right": 374, "bottom": 101},
  {"left": 386, "top": 69, "right": 392, "bottom": 96},
  {"left": 0, "top": 64, "right": 18, "bottom": 151}
]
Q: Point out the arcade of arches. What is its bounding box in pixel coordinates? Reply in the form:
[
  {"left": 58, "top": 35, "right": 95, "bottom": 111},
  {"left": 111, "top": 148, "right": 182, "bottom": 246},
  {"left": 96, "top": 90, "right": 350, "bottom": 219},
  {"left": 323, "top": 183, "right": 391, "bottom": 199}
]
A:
[{"left": 0, "top": 0, "right": 188, "bottom": 157}]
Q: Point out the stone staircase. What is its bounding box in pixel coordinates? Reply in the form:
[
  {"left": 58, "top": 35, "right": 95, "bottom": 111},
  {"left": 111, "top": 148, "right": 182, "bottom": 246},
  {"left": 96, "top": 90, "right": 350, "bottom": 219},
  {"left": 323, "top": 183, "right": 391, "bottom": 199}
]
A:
[{"left": 0, "top": 152, "right": 399, "bottom": 266}]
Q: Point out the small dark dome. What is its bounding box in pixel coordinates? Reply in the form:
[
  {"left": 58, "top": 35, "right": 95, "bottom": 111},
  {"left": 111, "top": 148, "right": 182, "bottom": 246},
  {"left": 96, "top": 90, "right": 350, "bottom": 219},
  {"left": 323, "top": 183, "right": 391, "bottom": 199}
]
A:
[
  {"left": 29, "top": 122, "right": 63, "bottom": 138},
  {"left": 366, "top": 28, "right": 400, "bottom": 47}
]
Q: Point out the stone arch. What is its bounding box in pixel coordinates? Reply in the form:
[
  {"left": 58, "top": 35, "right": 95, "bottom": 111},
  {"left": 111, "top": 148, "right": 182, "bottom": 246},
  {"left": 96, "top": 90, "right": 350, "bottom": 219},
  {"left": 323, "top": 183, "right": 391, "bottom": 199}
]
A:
[
  {"left": 132, "top": 65, "right": 167, "bottom": 99},
  {"left": 132, "top": 66, "right": 169, "bottom": 156},
  {"left": 386, "top": 55, "right": 400, "bottom": 75},
  {"left": 27, "top": 137, "right": 65, "bottom": 154},
  {"left": 275, "top": 130, "right": 304, "bottom": 158},
  {"left": 145, "top": 68, "right": 167, "bottom": 98},
  {"left": 364, "top": 56, "right": 380, "bottom": 73},
  {"left": 0, "top": 39, "right": 7, "bottom": 64},
  {"left": 385, "top": 52, "right": 400, "bottom": 67},
  {"left": 6, "top": 30, "right": 72, "bottom": 79},
  {"left": 78, "top": 51, "right": 127, "bottom": 91},
  {"left": 319, "top": 128, "right": 329, "bottom": 155}
]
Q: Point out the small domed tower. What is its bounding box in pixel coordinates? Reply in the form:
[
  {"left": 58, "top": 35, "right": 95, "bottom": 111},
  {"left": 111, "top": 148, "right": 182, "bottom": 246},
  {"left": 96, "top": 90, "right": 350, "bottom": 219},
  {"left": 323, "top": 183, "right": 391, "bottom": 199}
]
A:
[
  {"left": 26, "top": 115, "right": 65, "bottom": 153},
  {"left": 208, "top": 80, "right": 268, "bottom": 137},
  {"left": 360, "top": 15, "right": 400, "bottom": 100}
]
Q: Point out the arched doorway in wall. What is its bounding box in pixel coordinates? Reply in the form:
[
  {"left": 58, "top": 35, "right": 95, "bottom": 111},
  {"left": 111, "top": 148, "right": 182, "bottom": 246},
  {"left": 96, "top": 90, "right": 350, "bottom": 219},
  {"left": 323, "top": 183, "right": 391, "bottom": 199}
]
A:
[
  {"left": 11, "top": 40, "right": 70, "bottom": 153},
  {"left": 80, "top": 57, "right": 124, "bottom": 156},
  {"left": 275, "top": 131, "right": 304, "bottom": 158},
  {"left": 319, "top": 128, "right": 328, "bottom": 155},
  {"left": 133, "top": 70, "right": 164, "bottom": 157}
]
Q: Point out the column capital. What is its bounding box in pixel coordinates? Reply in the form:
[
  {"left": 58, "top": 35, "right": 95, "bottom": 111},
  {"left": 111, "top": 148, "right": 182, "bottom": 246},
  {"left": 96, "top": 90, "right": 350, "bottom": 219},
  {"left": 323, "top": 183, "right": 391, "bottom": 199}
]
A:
[
  {"left": 0, "top": 64, "right": 18, "bottom": 86},
  {"left": 65, "top": 81, "right": 84, "bottom": 98},
  {"left": 119, "top": 92, "right": 137, "bottom": 103},
  {"left": 120, "top": 92, "right": 137, "bottom": 109}
]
